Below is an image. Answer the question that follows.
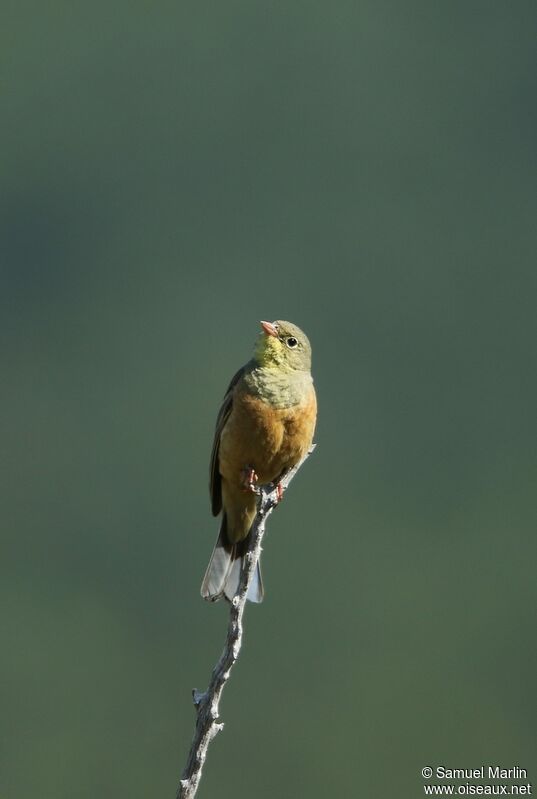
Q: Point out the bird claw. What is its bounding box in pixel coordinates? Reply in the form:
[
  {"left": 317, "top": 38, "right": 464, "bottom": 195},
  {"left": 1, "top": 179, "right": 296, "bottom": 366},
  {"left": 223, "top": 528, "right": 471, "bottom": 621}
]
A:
[
  {"left": 275, "top": 482, "right": 284, "bottom": 503},
  {"left": 240, "top": 468, "right": 285, "bottom": 500},
  {"left": 241, "top": 466, "right": 260, "bottom": 494}
]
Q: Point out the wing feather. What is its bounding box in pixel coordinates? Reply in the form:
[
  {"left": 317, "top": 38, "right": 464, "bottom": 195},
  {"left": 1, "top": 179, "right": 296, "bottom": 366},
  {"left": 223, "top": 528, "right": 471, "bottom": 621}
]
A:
[{"left": 209, "top": 363, "right": 248, "bottom": 516}]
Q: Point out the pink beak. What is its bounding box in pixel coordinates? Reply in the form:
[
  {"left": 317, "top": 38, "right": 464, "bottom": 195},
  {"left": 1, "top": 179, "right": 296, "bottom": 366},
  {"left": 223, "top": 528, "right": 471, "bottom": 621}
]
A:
[{"left": 260, "top": 320, "right": 278, "bottom": 337}]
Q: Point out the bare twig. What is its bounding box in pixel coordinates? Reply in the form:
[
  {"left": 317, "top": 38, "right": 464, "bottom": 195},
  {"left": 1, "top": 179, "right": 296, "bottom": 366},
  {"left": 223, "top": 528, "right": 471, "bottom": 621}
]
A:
[{"left": 177, "top": 445, "right": 316, "bottom": 799}]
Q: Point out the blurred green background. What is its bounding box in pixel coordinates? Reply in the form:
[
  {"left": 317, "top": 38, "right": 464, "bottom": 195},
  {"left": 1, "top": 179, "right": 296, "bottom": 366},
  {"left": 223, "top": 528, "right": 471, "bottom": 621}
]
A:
[{"left": 2, "top": 2, "right": 537, "bottom": 797}]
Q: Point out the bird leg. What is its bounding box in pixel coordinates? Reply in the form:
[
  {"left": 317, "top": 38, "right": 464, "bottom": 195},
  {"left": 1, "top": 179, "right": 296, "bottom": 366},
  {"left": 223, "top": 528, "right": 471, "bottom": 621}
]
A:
[
  {"left": 272, "top": 468, "right": 291, "bottom": 504},
  {"left": 241, "top": 465, "right": 260, "bottom": 494}
]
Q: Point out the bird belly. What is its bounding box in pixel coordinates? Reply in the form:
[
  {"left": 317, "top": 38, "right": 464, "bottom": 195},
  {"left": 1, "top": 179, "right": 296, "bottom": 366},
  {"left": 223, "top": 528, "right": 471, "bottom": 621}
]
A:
[
  {"left": 219, "top": 389, "right": 317, "bottom": 486},
  {"left": 218, "top": 388, "right": 316, "bottom": 543}
]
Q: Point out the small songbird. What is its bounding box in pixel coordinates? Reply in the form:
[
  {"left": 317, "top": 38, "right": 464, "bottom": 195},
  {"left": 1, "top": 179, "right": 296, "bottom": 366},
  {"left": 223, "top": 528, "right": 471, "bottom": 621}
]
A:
[{"left": 201, "top": 320, "right": 317, "bottom": 603}]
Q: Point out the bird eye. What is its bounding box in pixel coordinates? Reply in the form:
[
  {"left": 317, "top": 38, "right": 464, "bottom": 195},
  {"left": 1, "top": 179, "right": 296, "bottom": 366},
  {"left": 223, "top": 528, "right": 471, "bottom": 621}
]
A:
[{"left": 286, "top": 337, "right": 298, "bottom": 348}]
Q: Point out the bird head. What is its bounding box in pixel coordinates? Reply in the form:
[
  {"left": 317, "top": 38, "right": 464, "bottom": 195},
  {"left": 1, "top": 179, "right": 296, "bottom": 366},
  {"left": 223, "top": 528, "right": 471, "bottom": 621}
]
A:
[{"left": 254, "top": 320, "right": 312, "bottom": 372}]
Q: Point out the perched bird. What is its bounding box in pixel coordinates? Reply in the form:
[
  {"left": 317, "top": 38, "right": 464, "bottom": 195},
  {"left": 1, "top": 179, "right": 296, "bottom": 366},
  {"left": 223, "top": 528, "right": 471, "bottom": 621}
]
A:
[{"left": 201, "top": 320, "right": 317, "bottom": 603}]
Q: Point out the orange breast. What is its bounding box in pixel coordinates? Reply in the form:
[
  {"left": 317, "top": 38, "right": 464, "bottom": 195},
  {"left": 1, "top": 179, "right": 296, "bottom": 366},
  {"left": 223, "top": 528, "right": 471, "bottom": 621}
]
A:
[{"left": 219, "top": 386, "right": 317, "bottom": 486}]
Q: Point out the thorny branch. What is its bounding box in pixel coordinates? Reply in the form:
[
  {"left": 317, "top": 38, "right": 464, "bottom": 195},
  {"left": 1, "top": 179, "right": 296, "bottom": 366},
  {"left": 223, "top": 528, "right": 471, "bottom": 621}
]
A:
[{"left": 177, "top": 446, "right": 316, "bottom": 799}]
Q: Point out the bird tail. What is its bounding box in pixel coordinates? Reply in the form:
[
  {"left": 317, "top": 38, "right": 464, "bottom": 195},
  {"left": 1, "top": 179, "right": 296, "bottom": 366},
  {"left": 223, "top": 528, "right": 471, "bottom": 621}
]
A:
[{"left": 200, "top": 515, "right": 264, "bottom": 603}]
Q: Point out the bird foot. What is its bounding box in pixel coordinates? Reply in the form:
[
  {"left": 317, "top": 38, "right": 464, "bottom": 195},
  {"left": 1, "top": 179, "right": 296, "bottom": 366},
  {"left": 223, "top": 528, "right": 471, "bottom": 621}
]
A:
[
  {"left": 275, "top": 481, "right": 284, "bottom": 503},
  {"left": 241, "top": 466, "right": 260, "bottom": 494}
]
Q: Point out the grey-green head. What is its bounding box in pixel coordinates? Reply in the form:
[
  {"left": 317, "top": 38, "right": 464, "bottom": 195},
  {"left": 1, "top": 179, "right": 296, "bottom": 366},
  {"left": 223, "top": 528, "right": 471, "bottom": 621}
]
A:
[{"left": 253, "top": 320, "right": 312, "bottom": 373}]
